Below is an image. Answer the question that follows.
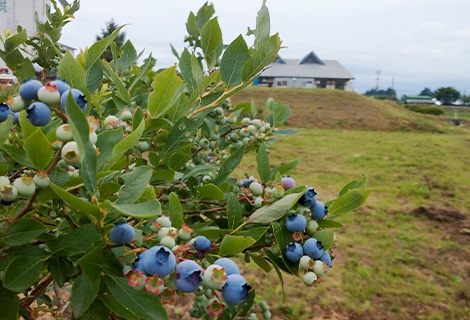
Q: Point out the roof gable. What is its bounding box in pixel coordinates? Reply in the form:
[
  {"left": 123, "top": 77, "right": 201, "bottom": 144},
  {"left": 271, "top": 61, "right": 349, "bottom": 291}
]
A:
[{"left": 299, "top": 51, "right": 324, "bottom": 65}]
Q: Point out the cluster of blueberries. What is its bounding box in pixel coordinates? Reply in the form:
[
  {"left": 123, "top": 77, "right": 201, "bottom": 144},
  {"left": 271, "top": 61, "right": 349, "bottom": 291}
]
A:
[
  {"left": 109, "top": 218, "right": 254, "bottom": 316},
  {"left": 0, "top": 78, "right": 86, "bottom": 126},
  {"left": 281, "top": 177, "right": 334, "bottom": 286}
]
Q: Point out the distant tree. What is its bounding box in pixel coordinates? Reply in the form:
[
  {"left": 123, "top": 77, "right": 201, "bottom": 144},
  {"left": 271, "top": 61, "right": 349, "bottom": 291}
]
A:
[
  {"left": 95, "top": 19, "right": 126, "bottom": 62},
  {"left": 419, "top": 87, "right": 434, "bottom": 97},
  {"left": 364, "top": 87, "right": 397, "bottom": 100},
  {"left": 434, "top": 87, "right": 461, "bottom": 105}
]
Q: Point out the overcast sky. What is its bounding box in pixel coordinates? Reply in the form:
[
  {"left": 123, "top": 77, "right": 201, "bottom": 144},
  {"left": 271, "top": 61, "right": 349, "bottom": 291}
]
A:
[{"left": 60, "top": 0, "right": 470, "bottom": 96}]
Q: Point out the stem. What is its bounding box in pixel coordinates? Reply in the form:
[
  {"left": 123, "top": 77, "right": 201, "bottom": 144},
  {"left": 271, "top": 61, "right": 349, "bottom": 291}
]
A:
[{"left": 22, "top": 273, "right": 53, "bottom": 309}]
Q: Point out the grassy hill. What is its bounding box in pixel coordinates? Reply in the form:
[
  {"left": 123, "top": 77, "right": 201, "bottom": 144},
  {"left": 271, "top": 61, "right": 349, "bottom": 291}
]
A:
[{"left": 231, "top": 87, "right": 452, "bottom": 132}]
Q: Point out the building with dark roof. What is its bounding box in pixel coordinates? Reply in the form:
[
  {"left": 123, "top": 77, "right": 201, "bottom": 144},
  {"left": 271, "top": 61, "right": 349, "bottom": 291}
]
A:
[{"left": 255, "top": 51, "right": 355, "bottom": 91}]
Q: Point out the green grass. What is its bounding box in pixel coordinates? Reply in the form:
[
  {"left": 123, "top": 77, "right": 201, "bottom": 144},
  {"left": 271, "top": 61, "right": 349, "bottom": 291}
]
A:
[{"left": 237, "top": 128, "right": 470, "bottom": 319}]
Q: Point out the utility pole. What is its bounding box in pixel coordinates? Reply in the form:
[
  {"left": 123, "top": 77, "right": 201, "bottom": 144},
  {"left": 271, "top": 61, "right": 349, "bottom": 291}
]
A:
[{"left": 375, "top": 70, "right": 380, "bottom": 95}]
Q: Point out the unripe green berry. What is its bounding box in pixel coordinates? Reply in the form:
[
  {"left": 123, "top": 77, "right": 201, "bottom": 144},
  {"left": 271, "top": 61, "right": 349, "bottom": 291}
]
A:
[
  {"left": 119, "top": 109, "right": 133, "bottom": 121},
  {"left": 33, "top": 171, "right": 50, "bottom": 189},
  {"left": 249, "top": 181, "right": 263, "bottom": 196},
  {"left": 1, "top": 185, "right": 18, "bottom": 202},
  {"left": 302, "top": 271, "right": 318, "bottom": 286},
  {"left": 313, "top": 260, "right": 328, "bottom": 275},
  {"left": 253, "top": 196, "right": 264, "bottom": 208},
  {"left": 0, "top": 176, "right": 11, "bottom": 189},
  {"left": 160, "top": 235, "right": 176, "bottom": 248},
  {"left": 306, "top": 219, "right": 319, "bottom": 236},
  {"left": 104, "top": 115, "right": 120, "bottom": 129},
  {"left": 13, "top": 176, "right": 36, "bottom": 196},
  {"left": 56, "top": 124, "right": 74, "bottom": 142}
]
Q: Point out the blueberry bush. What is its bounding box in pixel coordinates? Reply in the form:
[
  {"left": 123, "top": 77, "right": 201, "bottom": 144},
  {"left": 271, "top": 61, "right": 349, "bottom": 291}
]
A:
[{"left": 0, "top": 1, "right": 370, "bottom": 319}]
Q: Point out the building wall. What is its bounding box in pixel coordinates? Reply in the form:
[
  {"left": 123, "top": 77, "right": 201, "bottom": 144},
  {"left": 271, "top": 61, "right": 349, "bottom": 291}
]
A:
[
  {"left": 258, "top": 76, "right": 355, "bottom": 91},
  {"left": 0, "top": 0, "right": 50, "bottom": 69}
]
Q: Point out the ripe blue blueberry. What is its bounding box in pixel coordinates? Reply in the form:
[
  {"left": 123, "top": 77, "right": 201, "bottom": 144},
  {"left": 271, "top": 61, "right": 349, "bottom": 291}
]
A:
[
  {"left": 222, "top": 274, "right": 252, "bottom": 305},
  {"left": 213, "top": 257, "right": 240, "bottom": 275},
  {"left": 320, "top": 250, "right": 332, "bottom": 267},
  {"left": 109, "top": 222, "right": 135, "bottom": 244},
  {"left": 310, "top": 200, "right": 328, "bottom": 220},
  {"left": 142, "top": 245, "right": 176, "bottom": 277},
  {"left": 19, "top": 79, "right": 43, "bottom": 100},
  {"left": 0, "top": 103, "right": 11, "bottom": 122},
  {"left": 27, "top": 101, "right": 51, "bottom": 126},
  {"left": 48, "top": 79, "right": 71, "bottom": 95},
  {"left": 303, "top": 238, "right": 323, "bottom": 260},
  {"left": 61, "top": 88, "right": 87, "bottom": 112},
  {"left": 281, "top": 175, "right": 296, "bottom": 189},
  {"left": 133, "top": 250, "right": 151, "bottom": 275},
  {"left": 193, "top": 235, "right": 212, "bottom": 251},
  {"left": 284, "top": 242, "right": 304, "bottom": 263},
  {"left": 298, "top": 186, "right": 317, "bottom": 208},
  {"left": 240, "top": 178, "right": 250, "bottom": 188},
  {"left": 285, "top": 213, "right": 307, "bottom": 233},
  {"left": 175, "top": 260, "right": 203, "bottom": 292}
]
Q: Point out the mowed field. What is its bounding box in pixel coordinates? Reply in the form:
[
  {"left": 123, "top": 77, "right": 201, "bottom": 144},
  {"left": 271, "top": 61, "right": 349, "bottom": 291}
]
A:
[{"left": 229, "top": 88, "right": 470, "bottom": 320}]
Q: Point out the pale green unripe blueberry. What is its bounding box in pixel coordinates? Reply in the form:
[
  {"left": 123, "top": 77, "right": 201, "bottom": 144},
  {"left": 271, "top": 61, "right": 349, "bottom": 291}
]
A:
[
  {"left": 199, "top": 138, "right": 210, "bottom": 149},
  {"left": 214, "top": 107, "right": 224, "bottom": 115},
  {"left": 160, "top": 235, "right": 176, "bottom": 249},
  {"left": 56, "top": 124, "right": 74, "bottom": 142},
  {"left": 202, "top": 175, "right": 211, "bottom": 183},
  {"left": 1, "top": 185, "right": 18, "bottom": 202},
  {"left": 299, "top": 255, "right": 314, "bottom": 271},
  {"left": 306, "top": 219, "right": 319, "bottom": 236},
  {"left": 37, "top": 84, "right": 60, "bottom": 105},
  {"left": 156, "top": 216, "right": 172, "bottom": 228},
  {"left": 61, "top": 141, "right": 80, "bottom": 164},
  {"left": 247, "top": 124, "right": 257, "bottom": 135},
  {"left": 262, "top": 310, "right": 272, "bottom": 319},
  {"left": 89, "top": 130, "right": 98, "bottom": 144},
  {"left": 302, "top": 271, "right": 318, "bottom": 286},
  {"left": 249, "top": 181, "right": 263, "bottom": 196},
  {"left": 0, "top": 176, "right": 11, "bottom": 189},
  {"left": 33, "top": 171, "right": 50, "bottom": 189},
  {"left": 203, "top": 264, "right": 228, "bottom": 290},
  {"left": 226, "top": 113, "right": 237, "bottom": 124},
  {"left": 136, "top": 141, "right": 150, "bottom": 152},
  {"left": 13, "top": 176, "right": 36, "bottom": 196},
  {"left": 88, "top": 116, "right": 100, "bottom": 131},
  {"left": 253, "top": 196, "right": 264, "bottom": 208},
  {"left": 104, "top": 115, "right": 120, "bottom": 129},
  {"left": 251, "top": 119, "right": 263, "bottom": 129},
  {"left": 8, "top": 95, "right": 26, "bottom": 112},
  {"left": 313, "top": 260, "right": 328, "bottom": 275},
  {"left": 119, "top": 109, "right": 133, "bottom": 121},
  {"left": 178, "top": 225, "right": 193, "bottom": 241},
  {"left": 241, "top": 117, "right": 251, "bottom": 125}
]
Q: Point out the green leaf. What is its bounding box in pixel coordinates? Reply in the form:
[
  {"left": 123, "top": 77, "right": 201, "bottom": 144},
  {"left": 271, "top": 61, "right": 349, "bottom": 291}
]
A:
[
  {"left": 317, "top": 219, "right": 344, "bottom": 229},
  {"left": 3, "top": 255, "right": 48, "bottom": 292},
  {"left": 66, "top": 94, "right": 98, "bottom": 196},
  {"left": 227, "top": 193, "right": 243, "bottom": 230},
  {"left": 46, "top": 224, "right": 101, "bottom": 258},
  {"left": 194, "top": 183, "right": 225, "bottom": 200},
  {"left": 339, "top": 177, "right": 368, "bottom": 196},
  {"left": 0, "top": 144, "right": 34, "bottom": 168},
  {"left": 101, "top": 60, "right": 131, "bottom": 106},
  {"left": 104, "top": 275, "right": 168, "bottom": 320},
  {"left": 211, "top": 144, "right": 246, "bottom": 186},
  {"left": 49, "top": 182, "right": 101, "bottom": 222},
  {"left": 313, "top": 230, "right": 335, "bottom": 250},
  {"left": 101, "top": 295, "right": 140, "bottom": 320},
  {"left": 220, "top": 35, "right": 251, "bottom": 88},
  {"left": 116, "top": 165, "right": 153, "bottom": 204},
  {"left": 249, "top": 193, "right": 301, "bottom": 224},
  {"left": 271, "top": 222, "right": 298, "bottom": 274},
  {"left": 200, "top": 17, "right": 223, "bottom": 68},
  {"left": 48, "top": 257, "right": 74, "bottom": 287},
  {"left": 86, "top": 26, "right": 125, "bottom": 69},
  {"left": 104, "top": 118, "right": 145, "bottom": 170},
  {"left": 0, "top": 115, "right": 13, "bottom": 146},
  {"left": 179, "top": 49, "right": 202, "bottom": 93},
  {"left": 106, "top": 199, "right": 162, "bottom": 219},
  {"left": 165, "top": 116, "right": 204, "bottom": 153},
  {"left": 328, "top": 189, "right": 372, "bottom": 215},
  {"left": 77, "top": 247, "right": 104, "bottom": 282},
  {"left": 148, "top": 66, "right": 184, "bottom": 117},
  {"left": 117, "top": 40, "right": 138, "bottom": 75},
  {"left": 219, "top": 235, "right": 256, "bottom": 256},
  {"left": 96, "top": 128, "right": 124, "bottom": 170},
  {"left": 4, "top": 29, "right": 27, "bottom": 51},
  {"left": 0, "top": 285, "right": 20, "bottom": 320},
  {"left": 254, "top": 1, "right": 270, "bottom": 50},
  {"left": 72, "top": 273, "right": 101, "bottom": 318},
  {"left": 270, "top": 158, "right": 300, "bottom": 180},
  {"left": 23, "top": 128, "right": 53, "bottom": 170},
  {"left": 256, "top": 143, "right": 270, "bottom": 183},
  {"left": 265, "top": 98, "right": 290, "bottom": 127},
  {"left": 58, "top": 51, "right": 87, "bottom": 93},
  {"left": 238, "top": 227, "right": 269, "bottom": 243},
  {"left": 249, "top": 254, "right": 272, "bottom": 273},
  {"left": 168, "top": 192, "right": 184, "bottom": 229},
  {"left": 3, "top": 218, "right": 47, "bottom": 246},
  {"left": 86, "top": 60, "right": 103, "bottom": 93},
  {"left": 241, "top": 34, "right": 281, "bottom": 82}
]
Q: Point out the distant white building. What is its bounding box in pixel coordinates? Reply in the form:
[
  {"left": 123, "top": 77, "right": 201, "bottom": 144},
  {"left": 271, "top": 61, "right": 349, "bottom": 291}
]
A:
[
  {"left": 255, "top": 51, "right": 355, "bottom": 91},
  {"left": 0, "top": 0, "right": 50, "bottom": 37}
]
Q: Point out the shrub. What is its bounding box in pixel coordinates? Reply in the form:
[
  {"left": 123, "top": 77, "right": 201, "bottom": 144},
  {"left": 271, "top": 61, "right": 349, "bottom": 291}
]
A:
[
  {"left": 0, "top": 1, "right": 369, "bottom": 319},
  {"left": 404, "top": 104, "right": 444, "bottom": 115}
]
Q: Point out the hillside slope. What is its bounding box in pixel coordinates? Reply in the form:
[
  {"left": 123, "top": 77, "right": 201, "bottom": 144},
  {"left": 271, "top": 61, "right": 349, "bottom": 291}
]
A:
[{"left": 231, "top": 87, "right": 447, "bottom": 132}]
